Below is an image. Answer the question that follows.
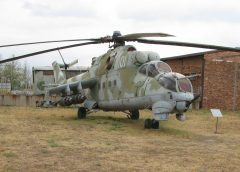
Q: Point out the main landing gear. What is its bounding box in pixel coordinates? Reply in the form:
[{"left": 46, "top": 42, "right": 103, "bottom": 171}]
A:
[
  {"left": 129, "top": 110, "right": 139, "bottom": 120},
  {"left": 144, "top": 119, "right": 159, "bottom": 129},
  {"left": 124, "top": 110, "right": 140, "bottom": 120},
  {"left": 77, "top": 107, "right": 87, "bottom": 119}
]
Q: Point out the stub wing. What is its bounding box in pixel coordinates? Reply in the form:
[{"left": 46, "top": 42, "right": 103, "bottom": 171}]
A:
[{"left": 47, "top": 78, "right": 97, "bottom": 96}]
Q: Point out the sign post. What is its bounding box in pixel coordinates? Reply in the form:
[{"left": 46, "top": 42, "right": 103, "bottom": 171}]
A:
[{"left": 210, "top": 109, "right": 223, "bottom": 134}]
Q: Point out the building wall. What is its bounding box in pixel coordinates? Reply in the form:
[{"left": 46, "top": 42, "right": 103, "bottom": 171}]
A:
[
  {"left": 203, "top": 53, "right": 240, "bottom": 110},
  {"left": 33, "top": 70, "right": 55, "bottom": 95},
  {"left": 0, "top": 95, "right": 60, "bottom": 106},
  {"left": 205, "top": 51, "right": 240, "bottom": 62},
  {"left": 164, "top": 51, "right": 240, "bottom": 110}
]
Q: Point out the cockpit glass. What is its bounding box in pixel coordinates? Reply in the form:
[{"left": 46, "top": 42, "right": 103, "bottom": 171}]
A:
[
  {"left": 148, "top": 64, "right": 159, "bottom": 77},
  {"left": 178, "top": 78, "right": 192, "bottom": 92},
  {"left": 148, "top": 62, "right": 172, "bottom": 77},
  {"left": 156, "top": 62, "right": 172, "bottom": 73},
  {"left": 158, "top": 76, "right": 177, "bottom": 92},
  {"left": 139, "top": 64, "right": 147, "bottom": 75},
  {"left": 139, "top": 61, "right": 172, "bottom": 77}
]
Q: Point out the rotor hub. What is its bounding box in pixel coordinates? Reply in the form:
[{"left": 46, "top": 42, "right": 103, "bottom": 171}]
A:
[
  {"left": 112, "top": 31, "right": 125, "bottom": 48},
  {"left": 112, "top": 31, "right": 122, "bottom": 39}
]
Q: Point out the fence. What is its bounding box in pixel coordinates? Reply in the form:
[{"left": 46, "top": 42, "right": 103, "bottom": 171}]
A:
[{"left": 0, "top": 95, "right": 58, "bottom": 107}]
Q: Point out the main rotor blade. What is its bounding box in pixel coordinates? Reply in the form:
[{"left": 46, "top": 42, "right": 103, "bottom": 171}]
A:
[
  {"left": 0, "top": 38, "right": 101, "bottom": 48},
  {"left": 0, "top": 41, "right": 99, "bottom": 64},
  {"left": 135, "top": 39, "right": 240, "bottom": 52},
  {"left": 121, "top": 33, "right": 174, "bottom": 40}
]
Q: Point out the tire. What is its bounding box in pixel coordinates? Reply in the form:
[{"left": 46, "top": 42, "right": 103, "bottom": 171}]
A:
[
  {"left": 151, "top": 119, "right": 159, "bottom": 129},
  {"left": 144, "top": 118, "right": 152, "bottom": 129},
  {"left": 129, "top": 110, "right": 139, "bottom": 120},
  {"left": 77, "top": 107, "right": 87, "bottom": 119}
]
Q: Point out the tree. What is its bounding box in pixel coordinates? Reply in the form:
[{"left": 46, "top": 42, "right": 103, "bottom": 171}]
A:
[
  {"left": 2, "top": 60, "right": 22, "bottom": 90},
  {"left": 0, "top": 58, "right": 32, "bottom": 91},
  {"left": 21, "top": 61, "right": 32, "bottom": 89}
]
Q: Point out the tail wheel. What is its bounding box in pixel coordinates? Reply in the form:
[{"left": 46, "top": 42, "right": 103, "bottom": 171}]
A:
[
  {"left": 77, "top": 107, "right": 87, "bottom": 119},
  {"left": 129, "top": 110, "right": 139, "bottom": 120}
]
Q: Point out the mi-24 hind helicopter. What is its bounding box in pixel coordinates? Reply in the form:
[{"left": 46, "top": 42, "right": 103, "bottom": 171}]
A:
[{"left": 0, "top": 31, "right": 239, "bottom": 129}]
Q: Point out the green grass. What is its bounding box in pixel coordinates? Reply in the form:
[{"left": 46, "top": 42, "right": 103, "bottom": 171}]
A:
[
  {"left": 2, "top": 151, "right": 17, "bottom": 158},
  {"left": 109, "top": 121, "right": 126, "bottom": 131}
]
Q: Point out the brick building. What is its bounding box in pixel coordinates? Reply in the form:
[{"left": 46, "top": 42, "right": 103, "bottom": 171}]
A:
[{"left": 161, "top": 51, "right": 240, "bottom": 111}]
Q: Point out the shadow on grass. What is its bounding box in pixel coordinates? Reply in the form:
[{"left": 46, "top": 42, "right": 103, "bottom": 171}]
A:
[{"left": 57, "top": 113, "right": 207, "bottom": 139}]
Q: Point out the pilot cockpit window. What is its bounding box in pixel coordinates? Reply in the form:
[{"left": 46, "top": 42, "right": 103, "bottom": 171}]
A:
[
  {"left": 147, "top": 61, "right": 172, "bottom": 77},
  {"left": 139, "top": 61, "right": 172, "bottom": 77},
  {"left": 158, "top": 76, "right": 177, "bottom": 92},
  {"left": 139, "top": 64, "right": 147, "bottom": 75},
  {"left": 148, "top": 64, "right": 159, "bottom": 77},
  {"left": 156, "top": 62, "right": 172, "bottom": 73},
  {"left": 178, "top": 78, "right": 192, "bottom": 93}
]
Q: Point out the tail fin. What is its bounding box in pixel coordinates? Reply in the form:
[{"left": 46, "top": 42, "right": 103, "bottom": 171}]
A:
[{"left": 52, "top": 61, "right": 66, "bottom": 84}]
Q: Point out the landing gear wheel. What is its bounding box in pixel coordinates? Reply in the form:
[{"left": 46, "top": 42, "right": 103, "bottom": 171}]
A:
[
  {"left": 144, "top": 119, "right": 159, "bottom": 129},
  {"left": 129, "top": 110, "right": 139, "bottom": 120},
  {"left": 144, "top": 118, "right": 152, "bottom": 129},
  {"left": 151, "top": 119, "right": 159, "bottom": 129},
  {"left": 77, "top": 107, "right": 87, "bottom": 119}
]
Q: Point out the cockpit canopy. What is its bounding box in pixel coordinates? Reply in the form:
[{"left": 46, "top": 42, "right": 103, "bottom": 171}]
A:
[
  {"left": 139, "top": 61, "right": 192, "bottom": 93},
  {"left": 139, "top": 61, "right": 172, "bottom": 77},
  {"left": 158, "top": 73, "right": 193, "bottom": 93}
]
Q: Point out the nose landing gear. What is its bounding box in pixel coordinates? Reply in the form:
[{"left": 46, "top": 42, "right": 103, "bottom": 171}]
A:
[
  {"left": 176, "top": 113, "right": 186, "bottom": 121},
  {"left": 144, "top": 119, "right": 159, "bottom": 129}
]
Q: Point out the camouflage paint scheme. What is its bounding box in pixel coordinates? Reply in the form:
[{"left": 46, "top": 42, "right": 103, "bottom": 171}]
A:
[{"left": 49, "top": 45, "right": 194, "bottom": 121}]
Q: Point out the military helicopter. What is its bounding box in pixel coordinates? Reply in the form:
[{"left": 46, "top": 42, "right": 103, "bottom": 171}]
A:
[{"left": 0, "top": 31, "right": 239, "bottom": 129}]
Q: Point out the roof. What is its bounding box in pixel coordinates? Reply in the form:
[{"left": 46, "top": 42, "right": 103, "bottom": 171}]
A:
[
  {"left": 161, "top": 50, "right": 219, "bottom": 61},
  {"left": 32, "top": 66, "right": 89, "bottom": 71}
]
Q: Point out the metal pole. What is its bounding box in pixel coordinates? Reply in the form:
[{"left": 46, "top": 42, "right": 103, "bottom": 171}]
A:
[{"left": 215, "top": 117, "right": 219, "bottom": 133}]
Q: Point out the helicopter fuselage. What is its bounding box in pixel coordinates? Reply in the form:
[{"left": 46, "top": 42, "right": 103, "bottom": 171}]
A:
[{"left": 62, "top": 45, "right": 194, "bottom": 121}]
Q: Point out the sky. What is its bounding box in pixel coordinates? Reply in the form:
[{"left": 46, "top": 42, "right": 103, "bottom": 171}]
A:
[{"left": 0, "top": 0, "right": 240, "bottom": 68}]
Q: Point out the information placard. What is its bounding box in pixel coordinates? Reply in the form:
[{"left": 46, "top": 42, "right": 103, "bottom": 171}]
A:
[{"left": 210, "top": 109, "right": 223, "bottom": 118}]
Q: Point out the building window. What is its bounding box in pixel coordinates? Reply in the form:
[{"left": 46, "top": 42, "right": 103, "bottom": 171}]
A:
[
  {"left": 108, "top": 81, "right": 111, "bottom": 87},
  {"left": 102, "top": 82, "right": 105, "bottom": 89},
  {"left": 114, "top": 80, "right": 117, "bottom": 86}
]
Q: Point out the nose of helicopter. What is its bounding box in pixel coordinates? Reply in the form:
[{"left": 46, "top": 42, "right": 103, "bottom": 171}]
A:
[{"left": 173, "top": 92, "right": 194, "bottom": 112}]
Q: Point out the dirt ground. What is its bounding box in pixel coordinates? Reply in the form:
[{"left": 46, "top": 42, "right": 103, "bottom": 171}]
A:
[{"left": 0, "top": 107, "right": 239, "bottom": 172}]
